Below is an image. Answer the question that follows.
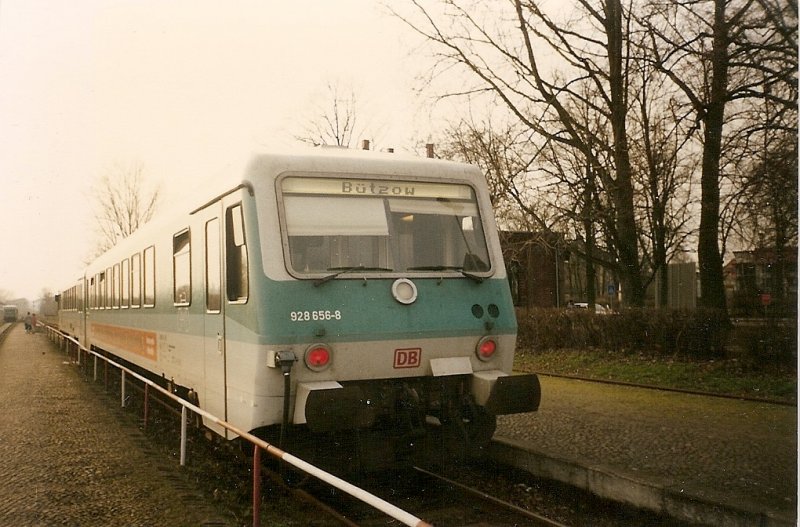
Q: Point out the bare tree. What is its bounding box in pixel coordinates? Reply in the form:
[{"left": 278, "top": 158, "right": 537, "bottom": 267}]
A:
[
  {"left": 737, "top": 133, "right": 798, "bottom": 302},
  {"left": 627, "top": 34, "right": 697, "bottom": 306},
  {"left": 37, "top": 288, "right": 58, "bottom": 317},
  {"left": 398, "top": 0, "right": 796, "bottom": 312},
  {"left": 394, "top": 0, "right": 649, "bottom": 305},
  {"left": 294, "top": 80, "right": 375, "bottom": 148},
  {"left": 435, "top": 114, "right": 546, "bottom": 228},
  {"left": 91, "top": 162, "right": 160, "bottom": 256},
  {"left": 639, "top": 0, "right": 798, "bottom": 311}
]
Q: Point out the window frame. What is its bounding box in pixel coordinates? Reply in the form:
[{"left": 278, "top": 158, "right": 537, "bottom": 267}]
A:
[
  {"left": 225, "top": 203, "right": 249, "bottom": 304},
  {"left": 172, "top": 229, "right": 192, "bottom": 307},
  {"left": 143, "top": 245, "right": 156, "bottom": 308},
  {"left": 205, "top": 217, "right": 222, "bottom": 313},
  {"left": 130, "top": 252, "right": 141, "bottom": 308}
]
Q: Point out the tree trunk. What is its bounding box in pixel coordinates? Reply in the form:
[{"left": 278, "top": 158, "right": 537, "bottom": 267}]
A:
[
  {"left": 698, "top": 0, "right": 729, "bottom": 313},
  {"left": 606, "top": 0, "right": 645, "bottom": 307},
  {"left": 583, "top": 165, "right": 597, "bottom": 309}
]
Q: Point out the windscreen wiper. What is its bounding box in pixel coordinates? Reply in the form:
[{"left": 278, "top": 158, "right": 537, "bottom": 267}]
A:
[
  {"left": 406, "top": 265, "right": 484, "bottom": 283},
  {"left": 313, "top": 266, "right": 393, "bottom": 287}
]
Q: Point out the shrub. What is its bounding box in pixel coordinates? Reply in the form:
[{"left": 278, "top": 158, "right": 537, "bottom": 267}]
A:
[
  {"left": 515, "top": 307, "right": 736, "bottom": 360},
  {"left": 730, "top": 320, "right": 797, "bottom": 372}
]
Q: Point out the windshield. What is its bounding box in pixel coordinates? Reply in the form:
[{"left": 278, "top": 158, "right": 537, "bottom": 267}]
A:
[{"left": 280, "top": 176, "right": 491, "bottom": 276}]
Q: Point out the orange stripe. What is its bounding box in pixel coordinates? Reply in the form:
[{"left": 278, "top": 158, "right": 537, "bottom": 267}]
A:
[{"left": 91, "top": 323, "right": 157, "bottom": 361}]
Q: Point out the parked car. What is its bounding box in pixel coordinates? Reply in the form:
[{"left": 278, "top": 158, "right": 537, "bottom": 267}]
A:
[{"left": 573, "top": 302, "right": 613, "bottom": 314}]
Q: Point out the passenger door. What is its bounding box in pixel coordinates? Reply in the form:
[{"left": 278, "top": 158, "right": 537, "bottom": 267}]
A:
[{"left": 199, "top": 204, "right": 228, "bottom": 437}]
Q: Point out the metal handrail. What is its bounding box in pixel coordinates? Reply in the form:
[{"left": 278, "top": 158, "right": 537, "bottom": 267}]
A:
[{"left": 44, "top": 324, "right": 431, "bottom": 527}]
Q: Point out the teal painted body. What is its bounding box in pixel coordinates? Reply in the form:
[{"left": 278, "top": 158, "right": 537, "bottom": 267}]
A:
[{"left": 258, "top": 277, "right": 516, "bottom": 344}]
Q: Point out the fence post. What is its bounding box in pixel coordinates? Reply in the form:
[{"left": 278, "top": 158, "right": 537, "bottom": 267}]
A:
[
  {"left": 180, "top": 406, "right": 187, "bottom": 466},
  {"left": 93, "top": 355, "right": 98, "bottom": 382},
  {"left": 253, "top": 445, "right": 262, "bottom": 527},
  {"left": 121, "top": 370, "right": 126, "bottom": 408},
  {"left": 143, "top": 383, "right": 149, "bottom": 431}
]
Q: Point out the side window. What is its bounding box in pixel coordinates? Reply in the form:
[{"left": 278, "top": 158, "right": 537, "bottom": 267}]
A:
[
  {"left": 96, "top": 273, "right": 102, "bottom": 309},
  {"left": 121, "top": 259, "right": 129, "bottom": 308},
  {"left": 226, "top": 204, "right": 249, "bottom": 302},
  {"left": 78, "top": 279, "right": 84, "bottom": 312},
  {"left": 106, "top": 267, "right": 113, "bottom": 309},
  {"left": 205, "top": 218, "right": 221, "bottom": 312},
  {"left": 100, "top": 270, "right": 105, "bottom": 309},
  {"left": 144, "top": 246, "right": 156, "bottom": 307},
  {"left": 112, "top": 263, "right": 120, "bottom": 308},
  {"left": 173, "top": 229, "right": 191, "bottom": 306},
  {"left": 90, "top": 276, "right": 96, "bottom": 309},
  {"left": 131, "top": 253, "right": 141, "bottom": 308}
]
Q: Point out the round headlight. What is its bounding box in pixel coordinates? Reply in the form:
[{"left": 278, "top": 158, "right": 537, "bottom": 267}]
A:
[
  {"left": 391, "top": 278, "right": 418, "bottom": 305},
  {"left": 305, "top": 343, "right": 332, "bottom": 371},
  {"left": 476, "top": 336, "right": 497, "bottom": 361}
]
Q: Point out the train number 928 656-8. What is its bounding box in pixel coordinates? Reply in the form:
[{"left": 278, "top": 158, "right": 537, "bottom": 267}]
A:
[{"left": 290, "top": 310, "right": 342, "bottom": 322}]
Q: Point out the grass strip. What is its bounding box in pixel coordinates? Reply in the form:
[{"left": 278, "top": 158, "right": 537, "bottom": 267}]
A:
[{"left": 514, "top": 348, "right": 797, "bottom": 403}]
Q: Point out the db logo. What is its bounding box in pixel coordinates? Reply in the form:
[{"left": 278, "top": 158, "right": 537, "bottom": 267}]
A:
[{"left": 393, "top": 348, "right": 422, "bottom": 368}]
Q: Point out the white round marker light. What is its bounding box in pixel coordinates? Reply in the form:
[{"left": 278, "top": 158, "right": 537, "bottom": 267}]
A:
[{"left": 391, "top": 278, "right": 418, "bottom": 305}]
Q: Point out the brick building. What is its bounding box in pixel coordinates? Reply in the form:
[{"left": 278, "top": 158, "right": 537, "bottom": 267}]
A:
[{"left": 725, "top": 247, "right": 797, "bottom": 316}]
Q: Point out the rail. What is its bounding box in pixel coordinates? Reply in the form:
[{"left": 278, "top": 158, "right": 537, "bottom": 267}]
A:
[{"left": 43, "top": 324, "right": 432, "bottom": 527}]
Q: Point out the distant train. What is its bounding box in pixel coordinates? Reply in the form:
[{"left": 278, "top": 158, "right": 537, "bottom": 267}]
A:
[
  {"left": 58, "top": 148, "right": 540, "bottom": 461},
  {"left": 3, "top": 305, "right": 18, "bottom": 323}
]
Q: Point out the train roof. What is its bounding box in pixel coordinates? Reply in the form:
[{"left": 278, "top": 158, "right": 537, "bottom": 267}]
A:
[
  {"left": 245, "top": 146, "right": 477, "bottom": 175},
  {"left": 78, "top": 147, "right": 484, "bottom": 277}
]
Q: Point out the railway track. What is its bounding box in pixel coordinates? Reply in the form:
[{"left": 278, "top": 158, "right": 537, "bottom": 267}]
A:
[
  {"left": 411, "top": 465, "right": 570, "bottom": 527},
  {"left": 71, "top": 350, "right": 697, "bottom": 527},
  {"left": 272, "top": 462, "right": 572, "bottom": 527},
  {"left": 286, "top": 454, "right": 693, "bottom": 526},
  {"left": 63, "top": 334, "right": 706, "bottom": 526},
  {"left": 88, "top": 370, "right": 585, "bottom": 526}
]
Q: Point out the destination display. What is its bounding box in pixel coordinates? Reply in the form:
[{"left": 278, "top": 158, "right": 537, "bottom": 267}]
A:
[{"left": 281, "top": 176, "right": 474, "bottom": 201}]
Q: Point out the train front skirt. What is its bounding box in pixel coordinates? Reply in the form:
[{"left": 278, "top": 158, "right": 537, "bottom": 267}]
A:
[{"left": 294, "top": 371, "right": 541, "bottom": 435}]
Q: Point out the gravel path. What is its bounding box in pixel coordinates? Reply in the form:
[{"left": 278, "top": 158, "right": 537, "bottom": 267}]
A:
[{"left": 0, "top": 324, "right": 234, "bottom": 526}]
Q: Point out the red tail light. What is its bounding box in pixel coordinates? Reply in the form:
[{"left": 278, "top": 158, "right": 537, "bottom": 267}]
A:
[
  {"left": 305, "top": 344, "right": 332, "bottom": 371},
  {"left": 476, "top": 337, "right": 497, "bottom": 361}
]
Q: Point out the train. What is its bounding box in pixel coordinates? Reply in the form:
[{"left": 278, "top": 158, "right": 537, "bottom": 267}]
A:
[
  {"left": 58, "top": 148, "right": 540, "bottom": 464},
  {"left": 3, "top": 305, "right": 18, "bottom": 323}
]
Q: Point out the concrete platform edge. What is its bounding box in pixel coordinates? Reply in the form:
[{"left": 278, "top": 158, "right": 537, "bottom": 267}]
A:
[
  {"left": 488, "top": 436, "right": 795, "bottom": 527},
  {"left": 0, "top": 323, "right": 13, "bottom": 342}
]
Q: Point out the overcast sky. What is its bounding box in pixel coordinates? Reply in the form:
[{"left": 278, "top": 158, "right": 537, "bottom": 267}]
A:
[{"left": 0, "top": 0, "right": 433, "bottom": 301}]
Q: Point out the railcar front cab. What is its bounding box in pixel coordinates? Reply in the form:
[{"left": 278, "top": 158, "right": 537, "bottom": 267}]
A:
[{"left": 266, "top": 166, "right": 541, "bottom": 448}]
